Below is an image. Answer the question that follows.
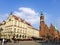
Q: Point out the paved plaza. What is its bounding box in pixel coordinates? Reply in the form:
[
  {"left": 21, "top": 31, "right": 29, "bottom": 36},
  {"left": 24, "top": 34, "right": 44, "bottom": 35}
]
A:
[
  {"left": 0, "top": 41, "right": 39, "bottom": 45},
  {"left": 0, "top": 41, "right": 60, "bottom": 45}
]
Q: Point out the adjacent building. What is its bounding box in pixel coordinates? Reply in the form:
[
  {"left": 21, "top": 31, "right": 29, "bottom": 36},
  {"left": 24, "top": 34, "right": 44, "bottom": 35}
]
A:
[{"left": 39, "top": 12, "right": 60, "bottom": 40}]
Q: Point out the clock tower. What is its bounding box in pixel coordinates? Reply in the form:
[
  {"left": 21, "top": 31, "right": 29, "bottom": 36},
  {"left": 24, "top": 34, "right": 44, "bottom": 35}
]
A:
[{"left": 39, "top": 12, "right": 45, "bottom": 37}]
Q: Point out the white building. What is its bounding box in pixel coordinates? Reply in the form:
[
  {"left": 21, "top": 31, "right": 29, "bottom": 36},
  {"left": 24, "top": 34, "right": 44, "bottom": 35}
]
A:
[{"left": 0, "top": 13, "right": 39, "bottom": 39}]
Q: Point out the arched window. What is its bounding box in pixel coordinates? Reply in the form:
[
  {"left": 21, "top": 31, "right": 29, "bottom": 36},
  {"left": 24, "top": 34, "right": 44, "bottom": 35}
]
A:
[
  {"left": 16, "top": 34, "right": 18, "bottom": 38},
  {"left": 20, "top": 35, "right": 21, "bottom": 38},
  {"left": 22, "top": 35, "right": 24, "bottom": 38},
  {"left": 25, "top": 35, "right": 26, "bottom": 38}
]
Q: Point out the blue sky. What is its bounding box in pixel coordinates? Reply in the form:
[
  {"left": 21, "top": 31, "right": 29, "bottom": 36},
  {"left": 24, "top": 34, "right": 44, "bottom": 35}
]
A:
[{"left": 0, "top": 0, "right": 60, "bottom": 31}]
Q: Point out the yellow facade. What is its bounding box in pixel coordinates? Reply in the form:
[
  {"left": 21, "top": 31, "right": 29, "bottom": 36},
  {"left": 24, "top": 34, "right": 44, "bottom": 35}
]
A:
[{"left": 0, "top": 14, "right": 39, "bottom": 39}]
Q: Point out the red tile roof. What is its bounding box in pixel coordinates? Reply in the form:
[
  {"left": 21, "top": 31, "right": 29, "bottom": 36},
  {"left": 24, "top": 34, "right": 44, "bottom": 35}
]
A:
[{"left": 12, "top": 15, "right": 19, "bottom": 20}]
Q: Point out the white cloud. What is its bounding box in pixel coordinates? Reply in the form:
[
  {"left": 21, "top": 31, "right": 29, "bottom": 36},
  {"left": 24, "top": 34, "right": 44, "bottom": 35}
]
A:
[
  {"left": 19, "top": 7, "right": 37, "bottom": 15},
  {"left": 14, "top": 7, "right": 40, "bottom": 25}
]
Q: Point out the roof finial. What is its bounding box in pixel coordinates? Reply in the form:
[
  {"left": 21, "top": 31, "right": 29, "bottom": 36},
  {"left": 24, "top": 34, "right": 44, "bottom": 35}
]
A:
[
  {"left": 10, "top": 11, "right": 13, "bottom": 15},
  {"left": 41, "top": 11, "right": 43, "bottom": 15}
]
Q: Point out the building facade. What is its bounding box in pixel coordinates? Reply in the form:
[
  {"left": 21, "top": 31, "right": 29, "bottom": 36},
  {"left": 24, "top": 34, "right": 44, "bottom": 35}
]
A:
[{"left": 0, "top": 13, "right": 39, "bottom": 39}]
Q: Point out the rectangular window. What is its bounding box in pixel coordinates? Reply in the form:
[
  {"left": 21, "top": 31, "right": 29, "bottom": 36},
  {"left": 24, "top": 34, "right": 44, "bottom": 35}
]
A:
[
  {"left": 15, "top": 20, "right": 17, "bottom": 25},
  {"left": 17, "top": 29, "right": 19, "bottom": 33},
  {"left": 14, "top": 28, "right": 16, "bottom": 32}
]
